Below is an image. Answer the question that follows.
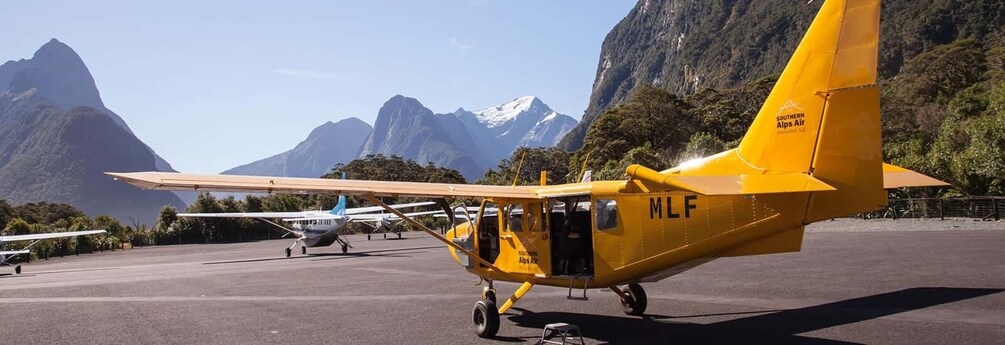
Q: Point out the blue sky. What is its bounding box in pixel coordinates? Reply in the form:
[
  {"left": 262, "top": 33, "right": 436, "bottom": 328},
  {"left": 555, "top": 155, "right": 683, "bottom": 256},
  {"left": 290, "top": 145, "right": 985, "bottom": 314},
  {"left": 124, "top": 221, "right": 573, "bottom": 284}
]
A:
[{"left": 0, "top": 0, "right": 635, "bottom": 173}]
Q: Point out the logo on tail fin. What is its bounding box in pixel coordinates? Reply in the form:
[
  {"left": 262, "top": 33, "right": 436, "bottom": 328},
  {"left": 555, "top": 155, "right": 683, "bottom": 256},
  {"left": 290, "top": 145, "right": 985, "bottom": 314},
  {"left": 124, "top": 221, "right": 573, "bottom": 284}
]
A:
[{"left": 775, "top": 100, "right": 807, "bottom": 134}]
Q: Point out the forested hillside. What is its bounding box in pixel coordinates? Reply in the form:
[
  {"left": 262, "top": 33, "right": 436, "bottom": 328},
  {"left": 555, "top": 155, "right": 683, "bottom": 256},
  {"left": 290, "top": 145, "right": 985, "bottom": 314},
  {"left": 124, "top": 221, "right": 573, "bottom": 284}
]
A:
[{"left": 560, "top": 0, "right": 1005, "bottom": 151}]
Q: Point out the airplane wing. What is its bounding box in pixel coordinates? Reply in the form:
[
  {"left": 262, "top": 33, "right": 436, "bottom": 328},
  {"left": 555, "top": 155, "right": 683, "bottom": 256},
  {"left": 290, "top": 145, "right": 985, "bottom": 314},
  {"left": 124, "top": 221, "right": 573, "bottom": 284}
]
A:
[
  {"left": 106, "top": 172, "right": 541, "bottom": 199},
  {"left": 348, "top": 210, "right": 445, "bottom": 221},
  {"left": 0, "top": 230, "right": 107, "bottom": 242},
  {"left": 883, "top": 163, "right": 951, "bottom": 189},
  {"left": 177, "top": 211, "right": 320, "bottom": 219},
  {"left": 344, "top": 201, "right": 437, "bottom": 215},
  {"left": 0, "top": 250, "right": 31, "bottom": 256}
]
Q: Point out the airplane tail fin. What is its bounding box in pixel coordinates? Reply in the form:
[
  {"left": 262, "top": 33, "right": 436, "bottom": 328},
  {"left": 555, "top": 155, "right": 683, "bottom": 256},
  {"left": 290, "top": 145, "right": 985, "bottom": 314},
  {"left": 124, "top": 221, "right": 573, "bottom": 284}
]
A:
[
  {"left": 330, "top": 172, "right": 348, "bottom": 216},
  {"left": 734, "top": 0, "right": 885, "bottom": 221}
]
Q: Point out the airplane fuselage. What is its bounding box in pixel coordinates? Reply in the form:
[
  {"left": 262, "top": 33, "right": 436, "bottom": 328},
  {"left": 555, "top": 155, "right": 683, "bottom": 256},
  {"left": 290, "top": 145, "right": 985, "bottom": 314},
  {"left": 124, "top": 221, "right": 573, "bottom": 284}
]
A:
[
  {"left": 446, "top": 180, "right": 813, "bottom": 289},
  {"left": 290, "top": 218, "right": 349, "bottom": 247}
]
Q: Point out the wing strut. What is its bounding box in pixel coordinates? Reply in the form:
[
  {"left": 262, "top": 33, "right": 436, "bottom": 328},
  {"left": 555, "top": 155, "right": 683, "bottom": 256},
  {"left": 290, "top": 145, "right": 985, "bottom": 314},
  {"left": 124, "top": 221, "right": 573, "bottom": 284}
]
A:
[
  {"left": 362, "top": 194, "right": 522, "bottom": 281},
  {"left": 256, "top": 218, "right": 304, "bottom": 238}
]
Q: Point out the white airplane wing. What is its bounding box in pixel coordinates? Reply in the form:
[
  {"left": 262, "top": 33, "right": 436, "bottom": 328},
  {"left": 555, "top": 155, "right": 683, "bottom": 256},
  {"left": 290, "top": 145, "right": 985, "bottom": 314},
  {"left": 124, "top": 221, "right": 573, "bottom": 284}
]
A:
[
  {"left": 0, "top": 230, "right": 107, "bottom": 242},
  {"left": 0, "top": 250, "right": 31, "bottom": 256},
  {"left": 280, "top": 215, "right": 341, "bottom": 222},
  {"left": 343, "top": 201, "right": 437, "bottom": 215},
  {"left": 349, "top": 210, "right": 444, "bottom": 221},
  {"left": 177, "top": 211, "right": 321, "bottom": 219}
]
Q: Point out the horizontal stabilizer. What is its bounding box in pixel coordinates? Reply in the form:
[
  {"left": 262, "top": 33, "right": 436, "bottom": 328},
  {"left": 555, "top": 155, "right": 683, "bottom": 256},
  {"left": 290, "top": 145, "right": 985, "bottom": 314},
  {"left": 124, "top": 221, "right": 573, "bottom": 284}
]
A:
[
  {"left": 627, "top": 164, "right": 835, "bottom": 196},
  {"left": 883, "top": 163, "right": 951, "bottom": 189}
]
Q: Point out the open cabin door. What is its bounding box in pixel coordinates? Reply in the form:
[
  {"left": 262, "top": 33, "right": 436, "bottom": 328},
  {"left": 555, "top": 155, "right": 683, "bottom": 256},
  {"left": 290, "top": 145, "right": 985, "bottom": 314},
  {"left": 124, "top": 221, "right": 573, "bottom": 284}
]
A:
[{"left": 494, "top": 200, "right": 551, "bottom": 276}]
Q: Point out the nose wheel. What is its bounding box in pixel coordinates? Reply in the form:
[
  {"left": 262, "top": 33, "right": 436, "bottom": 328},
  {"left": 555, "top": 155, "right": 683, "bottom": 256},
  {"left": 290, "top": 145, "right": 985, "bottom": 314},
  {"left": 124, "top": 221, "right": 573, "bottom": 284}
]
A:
[
  {"left": 341, "top": 244, "right": 348, "bottom": 254},
  {"left": 301, "top": 246, "right": 307, "bottom": 255},
  {"left": 618, "top": 283, "right": 648, "bottom": 316},
  {"left": 472, "top": 299, "right": 499, "bottom": 338}
]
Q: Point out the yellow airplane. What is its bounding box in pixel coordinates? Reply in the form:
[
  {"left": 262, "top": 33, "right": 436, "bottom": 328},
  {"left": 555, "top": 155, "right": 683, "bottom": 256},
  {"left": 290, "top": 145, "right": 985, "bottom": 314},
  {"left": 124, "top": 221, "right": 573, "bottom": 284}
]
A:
[{"left": 107, "top": 0, "right": 948, "bottom": 338}]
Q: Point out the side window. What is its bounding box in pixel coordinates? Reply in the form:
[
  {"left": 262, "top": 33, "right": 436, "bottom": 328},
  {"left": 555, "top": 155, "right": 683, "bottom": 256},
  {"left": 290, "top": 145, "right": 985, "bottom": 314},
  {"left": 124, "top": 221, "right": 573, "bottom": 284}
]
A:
[
  {"left": 595, "top": 199, "right": 618, "bottom": 231},
  {"left": 507, "top": 204, "right": 524, "bottom": 232}
]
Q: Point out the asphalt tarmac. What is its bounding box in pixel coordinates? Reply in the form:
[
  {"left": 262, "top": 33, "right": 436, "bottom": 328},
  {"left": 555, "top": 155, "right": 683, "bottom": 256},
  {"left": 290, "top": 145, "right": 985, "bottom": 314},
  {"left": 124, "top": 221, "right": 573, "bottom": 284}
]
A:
[{"left": 1, "top": 219, "right": 1002, "bottom": 344}]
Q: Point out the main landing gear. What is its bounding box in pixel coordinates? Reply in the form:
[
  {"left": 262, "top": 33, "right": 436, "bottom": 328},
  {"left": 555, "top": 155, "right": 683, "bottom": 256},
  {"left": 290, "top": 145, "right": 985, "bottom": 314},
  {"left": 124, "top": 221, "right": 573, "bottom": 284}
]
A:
[
  {"left": 614, "top": 283, "right": 648, "bottom": 316},
  {"left": 474, "top": 281, "right": 500, "bottom": 338}
]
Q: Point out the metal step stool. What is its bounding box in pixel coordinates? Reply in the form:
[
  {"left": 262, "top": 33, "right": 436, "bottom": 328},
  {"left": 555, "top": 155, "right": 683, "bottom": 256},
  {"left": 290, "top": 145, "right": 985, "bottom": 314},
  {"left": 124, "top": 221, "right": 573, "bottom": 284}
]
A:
[{"left": 540, "top": 323, "right": 585, "bottom": 345}]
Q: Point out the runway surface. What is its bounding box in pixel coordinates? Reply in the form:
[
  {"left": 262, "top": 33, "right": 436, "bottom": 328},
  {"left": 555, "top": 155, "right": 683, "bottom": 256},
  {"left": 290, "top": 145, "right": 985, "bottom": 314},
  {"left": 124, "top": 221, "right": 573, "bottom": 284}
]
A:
[{"left": 1, "top": 219, "right": 1002, "bottom": 344}]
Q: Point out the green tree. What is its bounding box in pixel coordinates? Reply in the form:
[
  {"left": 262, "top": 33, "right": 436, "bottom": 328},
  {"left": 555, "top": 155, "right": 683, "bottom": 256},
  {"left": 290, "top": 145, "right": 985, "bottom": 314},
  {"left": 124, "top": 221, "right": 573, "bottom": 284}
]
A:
[{"left": 479, "top": 147, "right": 571, "bottom": 186}]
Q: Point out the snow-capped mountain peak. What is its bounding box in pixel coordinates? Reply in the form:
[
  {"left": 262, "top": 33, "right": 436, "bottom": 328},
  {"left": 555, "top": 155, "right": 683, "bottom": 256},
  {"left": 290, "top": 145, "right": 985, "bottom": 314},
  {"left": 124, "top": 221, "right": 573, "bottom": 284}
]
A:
[{"left": 474, "top": 96, "right": 549, "bottom": 128}]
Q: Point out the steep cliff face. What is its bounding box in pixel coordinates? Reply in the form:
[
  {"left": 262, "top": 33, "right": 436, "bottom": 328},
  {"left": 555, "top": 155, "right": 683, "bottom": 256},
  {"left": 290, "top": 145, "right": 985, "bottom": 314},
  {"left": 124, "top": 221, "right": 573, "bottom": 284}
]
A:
[
  {"left": 358, "top": 95, "right": 488, "bottom": 180},
  {"left": 559, "top": 0, "right": 1004, "bottom": 150},
  {"left": 0, "top": 90, "right": 184, "bottom": 224},
  {"left": 224, "top": 118, "right": 373, "bottom": 178}
]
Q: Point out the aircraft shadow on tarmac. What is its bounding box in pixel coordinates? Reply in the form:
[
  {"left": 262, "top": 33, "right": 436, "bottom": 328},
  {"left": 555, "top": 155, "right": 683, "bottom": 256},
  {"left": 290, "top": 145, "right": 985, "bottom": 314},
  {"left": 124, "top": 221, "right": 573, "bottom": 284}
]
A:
[
  {"left": 201, "top": 245, "right": 442, "bottom": 265},
  {"left": 504, "top": 287, "right": 1003, "bottom": 345}
]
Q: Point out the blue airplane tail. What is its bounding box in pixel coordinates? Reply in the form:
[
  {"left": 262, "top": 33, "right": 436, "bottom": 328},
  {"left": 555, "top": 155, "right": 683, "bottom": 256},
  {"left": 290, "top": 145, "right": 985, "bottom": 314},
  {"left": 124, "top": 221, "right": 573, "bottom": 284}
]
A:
[{"left": 330, "top": 172, "right": 348, "bottom": 216}]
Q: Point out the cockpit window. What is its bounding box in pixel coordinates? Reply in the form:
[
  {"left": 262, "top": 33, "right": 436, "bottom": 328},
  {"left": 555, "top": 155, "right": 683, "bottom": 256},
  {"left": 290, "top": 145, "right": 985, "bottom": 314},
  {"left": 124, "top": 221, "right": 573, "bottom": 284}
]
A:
[{"left": 595, "top": 199, "right": 618, "bottom": 231}]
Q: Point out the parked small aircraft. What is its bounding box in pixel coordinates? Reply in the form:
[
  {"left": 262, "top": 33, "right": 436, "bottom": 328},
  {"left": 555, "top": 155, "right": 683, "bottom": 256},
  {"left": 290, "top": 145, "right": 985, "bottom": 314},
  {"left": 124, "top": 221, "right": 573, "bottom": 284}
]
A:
[
  {"left": 0, "top": 230, "right": 107, "bottom": 275},
  {"left": 108, "top": 0, "right": 950, "bottom": 338},
  {"left": 178, "top": 195, "right": 439, "bottom": 256}
]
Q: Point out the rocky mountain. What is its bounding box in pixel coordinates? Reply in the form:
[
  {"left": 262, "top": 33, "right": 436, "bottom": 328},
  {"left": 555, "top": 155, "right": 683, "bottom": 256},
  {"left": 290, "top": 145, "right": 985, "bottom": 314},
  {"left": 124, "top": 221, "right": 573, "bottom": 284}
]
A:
[
  {"left": 559, "top": 0, "right": 1005, "bottom": 150},
  {"left": 0, "top": 90, "right": 184, "bottom": 224},
  {"left": 0, "top": 39, "right": 185, "bottom": 223},
  {"left": 358, "top": 95, "right": 489, "bottom": 180},
  {"left": 0, "top": 39, "right": 178, "bottom": 173},
  {"left": 455, "top": 96, "right": 578, "bottom": 164},
  {"left": 223, "top": 118, "right": 372, "bottom": 178}
]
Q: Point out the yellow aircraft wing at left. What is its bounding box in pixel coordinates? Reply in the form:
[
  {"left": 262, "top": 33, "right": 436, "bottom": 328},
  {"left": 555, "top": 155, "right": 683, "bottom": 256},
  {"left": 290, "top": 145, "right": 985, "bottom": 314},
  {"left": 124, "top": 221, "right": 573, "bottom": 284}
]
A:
[{"left": 105, "top": 171, "right": 541, "bottom": 199}]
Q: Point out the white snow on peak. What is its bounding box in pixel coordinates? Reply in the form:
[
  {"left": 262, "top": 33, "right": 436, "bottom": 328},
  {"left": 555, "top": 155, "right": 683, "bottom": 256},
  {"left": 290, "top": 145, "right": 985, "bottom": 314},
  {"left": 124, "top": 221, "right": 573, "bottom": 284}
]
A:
[{"left": 473, "top": 96, "right": 549, "bottom": 128}]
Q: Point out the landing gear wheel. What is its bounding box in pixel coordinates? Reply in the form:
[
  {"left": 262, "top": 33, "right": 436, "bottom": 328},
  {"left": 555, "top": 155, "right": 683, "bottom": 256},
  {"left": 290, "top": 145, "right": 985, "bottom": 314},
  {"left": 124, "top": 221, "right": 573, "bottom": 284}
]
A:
[
  {"left": 483, "top": 289, "right": 497, "bottom": 305},
  {"left": 397, "top": 232, "right": 402, "bottom": 239},
  {"left": 341, "top": 244, "right": 348, "bottom": 254},
  {"left": 383, "top": 233, "right": 387, "bottom": 239},
  {"left": 619, "top": 283, "right": 648, "bottom": 316},
  {"left": 301, "top": 246, "right": 307, "bottom": 255},
  {"left": 14, "top": 265, "right": 22, "bottom": 275},
  {"left": 472, "top": 299, "right": 499, "bottom": 338},
  {"left": 285, "top": 247, "right": 292, "bottom": 258},
  {"left": 367, "top": 234, "right": 371, "bottom": 240}
]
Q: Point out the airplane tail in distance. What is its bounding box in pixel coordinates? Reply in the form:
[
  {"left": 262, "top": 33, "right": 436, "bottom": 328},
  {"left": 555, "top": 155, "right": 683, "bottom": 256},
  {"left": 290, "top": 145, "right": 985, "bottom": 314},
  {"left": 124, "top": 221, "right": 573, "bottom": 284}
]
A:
[
  {"left": 735, "top": 0, "right": 885, "bottom": 221},
  {"left": 331, "top": 171, "right": 348, "bottom": 216},
  {"left": 331, "top": 195, "right": 347, "bottom": 216}
]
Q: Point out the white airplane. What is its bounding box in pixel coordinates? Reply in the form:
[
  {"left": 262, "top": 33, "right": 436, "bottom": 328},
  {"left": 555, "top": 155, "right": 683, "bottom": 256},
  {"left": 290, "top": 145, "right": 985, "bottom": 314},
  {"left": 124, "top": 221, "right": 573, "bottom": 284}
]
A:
[
  {"left": 0, "top": 229, "right": 107, "bottom": 275},
  {"left": 178, "top": 195, "right": 442, "bottom": 257}
]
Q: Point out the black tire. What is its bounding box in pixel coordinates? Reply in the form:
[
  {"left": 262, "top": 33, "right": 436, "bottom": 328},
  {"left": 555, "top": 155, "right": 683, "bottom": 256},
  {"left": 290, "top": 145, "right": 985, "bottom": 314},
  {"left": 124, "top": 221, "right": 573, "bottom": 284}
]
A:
[
  {"left": 383, "top": 233, "right": 387, "bottom": 239},
  {"left": 341, "top": 244, "right": 348, "bottom": 254},
  {"left": 397, "top": 232, "right": 402, "bottom": 239},
  {"left": 367, "top": 234, "right": 371, "bottom": 240},
  {"left": 484, "top": 289, "right": 497, "bottom": 305},
  {"left": 620, "top": 283, "right": 648, "bottom": 316},
  {"left": 285, "top": 248, "right": 292, "bottom": 258},
  {"left": 301, "top": 246, "right": 307, "bottom": 255},
  {"left": 472, "top": 300, "right": 499, "bottom": 338},
  {"left": 14, "top": 265, "right": 22, "bottom": 275}
]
